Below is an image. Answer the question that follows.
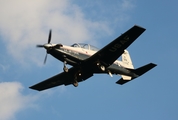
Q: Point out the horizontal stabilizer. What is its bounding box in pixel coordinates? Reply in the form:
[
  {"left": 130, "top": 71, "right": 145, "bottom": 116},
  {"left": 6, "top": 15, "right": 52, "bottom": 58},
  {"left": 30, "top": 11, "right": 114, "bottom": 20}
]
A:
[
  {"left": 116, "top": 63, "right": 157, "bottom": 85},
  {"left": 116, "top": 78, "right": 131, "bottom": 85},
  {"left": 131, "top": 63, "right": 157, "bottom": 76}
]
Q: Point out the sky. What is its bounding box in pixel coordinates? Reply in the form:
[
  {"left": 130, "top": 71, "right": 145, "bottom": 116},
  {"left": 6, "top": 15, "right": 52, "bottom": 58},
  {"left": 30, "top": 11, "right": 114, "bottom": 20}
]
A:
[{"left": 0, "top": 0, "right": 178, "bottom": 120}]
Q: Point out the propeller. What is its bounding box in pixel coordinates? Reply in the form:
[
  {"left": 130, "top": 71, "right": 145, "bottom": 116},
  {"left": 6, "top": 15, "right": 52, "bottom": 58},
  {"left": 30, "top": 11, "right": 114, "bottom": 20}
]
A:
[
  {"left": 36, "top": 29, "right": 52, "bottom": 48},
  {"left": 36, "top": 45, "right": 44, "bottom": 47},
  {"left": 37, "top": 30, "right": 52, "bottom": 64},
  {"left": 48, "top": 29, "right": 52, "bottom": 44},
  {"left": 44, "top": 53, "right": 48, "bottom": 64}
]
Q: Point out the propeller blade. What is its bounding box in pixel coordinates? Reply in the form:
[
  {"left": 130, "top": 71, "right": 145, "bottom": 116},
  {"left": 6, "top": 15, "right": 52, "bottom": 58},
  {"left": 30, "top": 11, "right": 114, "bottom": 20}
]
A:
[
  {"left": 36, "top": 45, "right": 44, "bottom": 47},
  {"left": 44, "top": 53, "right": 48, "bottom": 64},
  {"left": 48, "top": 29, "right": 52, "bottom": 44},
  {"left": 37, "top": 29, "right": 52, "bottom": 64}
]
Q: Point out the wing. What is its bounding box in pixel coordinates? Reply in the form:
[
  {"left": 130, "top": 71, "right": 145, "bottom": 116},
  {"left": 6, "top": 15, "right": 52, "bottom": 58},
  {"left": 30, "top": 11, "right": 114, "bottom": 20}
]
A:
[
  {"left": 29, "top": 67, "right": 92, "bottom": 91},
  {"left": 85, "top": 25, "right": 146, "bottom": 67}
]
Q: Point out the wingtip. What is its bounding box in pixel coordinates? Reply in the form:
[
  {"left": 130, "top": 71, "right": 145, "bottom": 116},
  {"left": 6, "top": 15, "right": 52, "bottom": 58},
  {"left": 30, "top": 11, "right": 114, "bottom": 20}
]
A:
[
  {"left": 134, "top": 25, "right": 146, "bottom": 30},
  {"left": 29, "top": 86, "right": 41, "bottom": 91},
  {"left": 150, "top": 63, "right": 157, "bottom": 67}
]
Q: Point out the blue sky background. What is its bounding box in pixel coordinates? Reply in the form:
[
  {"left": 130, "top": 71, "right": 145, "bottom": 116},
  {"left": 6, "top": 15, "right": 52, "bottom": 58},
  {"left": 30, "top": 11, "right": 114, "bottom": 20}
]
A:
[{"left": 0, "top": 0, "right": 178, "bottom": 120}]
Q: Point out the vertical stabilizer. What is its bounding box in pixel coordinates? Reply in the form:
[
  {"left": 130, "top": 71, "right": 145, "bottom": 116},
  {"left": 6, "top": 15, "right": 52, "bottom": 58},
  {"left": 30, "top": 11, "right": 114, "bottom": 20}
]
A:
[{"left": 122, "top": 50, "right": 134, "bottom": 69}]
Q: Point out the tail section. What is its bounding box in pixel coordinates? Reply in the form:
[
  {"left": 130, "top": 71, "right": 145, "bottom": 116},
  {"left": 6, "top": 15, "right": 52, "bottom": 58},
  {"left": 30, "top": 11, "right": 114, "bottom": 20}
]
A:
[
  {"left": 120, "top": 50, "right": 134, "bottom": 81},
  {"left": 116, "top": 63, "right": 157, "bottom": 85},
  {"left": 121, "top": 50, "right": 134, "bottom": 69},
  {"left": 121, "top": 75, "right": 131, "bottom": 80},
  {"left": 131, "top": 63, "right": 157, "bottom": 76}
]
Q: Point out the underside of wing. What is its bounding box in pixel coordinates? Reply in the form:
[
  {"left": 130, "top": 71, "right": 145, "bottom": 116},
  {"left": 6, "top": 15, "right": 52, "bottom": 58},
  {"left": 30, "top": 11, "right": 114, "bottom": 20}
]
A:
[
  {"left": 85, "top": 25, "right": 146, "bottom": 68},
  {"left": 29, "top": 67, "right": 93, "bottom": 91},
  {"left": 29, "top": 67, "right": 75, "bottom": 91}
]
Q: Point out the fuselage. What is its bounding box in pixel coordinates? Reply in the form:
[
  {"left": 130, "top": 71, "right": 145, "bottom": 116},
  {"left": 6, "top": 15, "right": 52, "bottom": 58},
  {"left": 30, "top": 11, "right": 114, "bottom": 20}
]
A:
[{"left": 47, "top": 43, "right": 136, "bottom": 77}]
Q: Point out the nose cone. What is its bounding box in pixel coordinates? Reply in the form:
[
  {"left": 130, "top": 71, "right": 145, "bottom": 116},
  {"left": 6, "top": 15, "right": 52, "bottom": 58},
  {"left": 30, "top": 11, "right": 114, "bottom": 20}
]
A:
[{"left": 44, "top": 44, "right": 52, "bottom": 49}]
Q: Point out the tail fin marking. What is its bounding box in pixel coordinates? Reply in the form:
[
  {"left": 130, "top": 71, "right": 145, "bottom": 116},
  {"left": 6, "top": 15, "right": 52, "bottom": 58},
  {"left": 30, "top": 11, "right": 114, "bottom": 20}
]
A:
[{"left": 122, "top": 50, "right": 134, "bottom": 69}]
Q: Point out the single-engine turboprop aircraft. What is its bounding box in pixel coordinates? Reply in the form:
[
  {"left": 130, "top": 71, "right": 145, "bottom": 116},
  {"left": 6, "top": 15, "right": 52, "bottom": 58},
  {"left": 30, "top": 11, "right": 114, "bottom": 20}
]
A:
[{"left": 30, "top": 25, "right": 157, "bottom": 91}]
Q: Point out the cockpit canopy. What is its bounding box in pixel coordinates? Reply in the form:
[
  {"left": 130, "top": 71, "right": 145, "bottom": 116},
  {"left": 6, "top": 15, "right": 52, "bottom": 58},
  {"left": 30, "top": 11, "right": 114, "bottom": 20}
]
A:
[{"left": 71, "top": 43, "right": 99, "bottom": 51}]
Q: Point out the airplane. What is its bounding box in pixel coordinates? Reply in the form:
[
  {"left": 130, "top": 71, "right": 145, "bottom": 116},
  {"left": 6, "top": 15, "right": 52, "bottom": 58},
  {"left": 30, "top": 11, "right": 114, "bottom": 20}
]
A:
[{"left": 29, "top": 25, "right": 157, "bottom": 91}]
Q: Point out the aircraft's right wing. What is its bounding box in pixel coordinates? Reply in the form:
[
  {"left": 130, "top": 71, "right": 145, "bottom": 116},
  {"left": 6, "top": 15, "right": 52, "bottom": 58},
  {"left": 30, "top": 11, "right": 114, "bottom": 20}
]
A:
[{"left": 84, "top": 25, "right": 146, "bottom": 68}]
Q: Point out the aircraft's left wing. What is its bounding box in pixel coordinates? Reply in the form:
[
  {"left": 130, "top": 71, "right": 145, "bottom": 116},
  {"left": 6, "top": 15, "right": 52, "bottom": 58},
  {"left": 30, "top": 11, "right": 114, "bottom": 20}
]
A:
[
  {"left": 29, "top": 67, "right": 92, "bottom": 91},
  {"left": 84, "top": 25, "right": 146, "bottom": 68}
]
